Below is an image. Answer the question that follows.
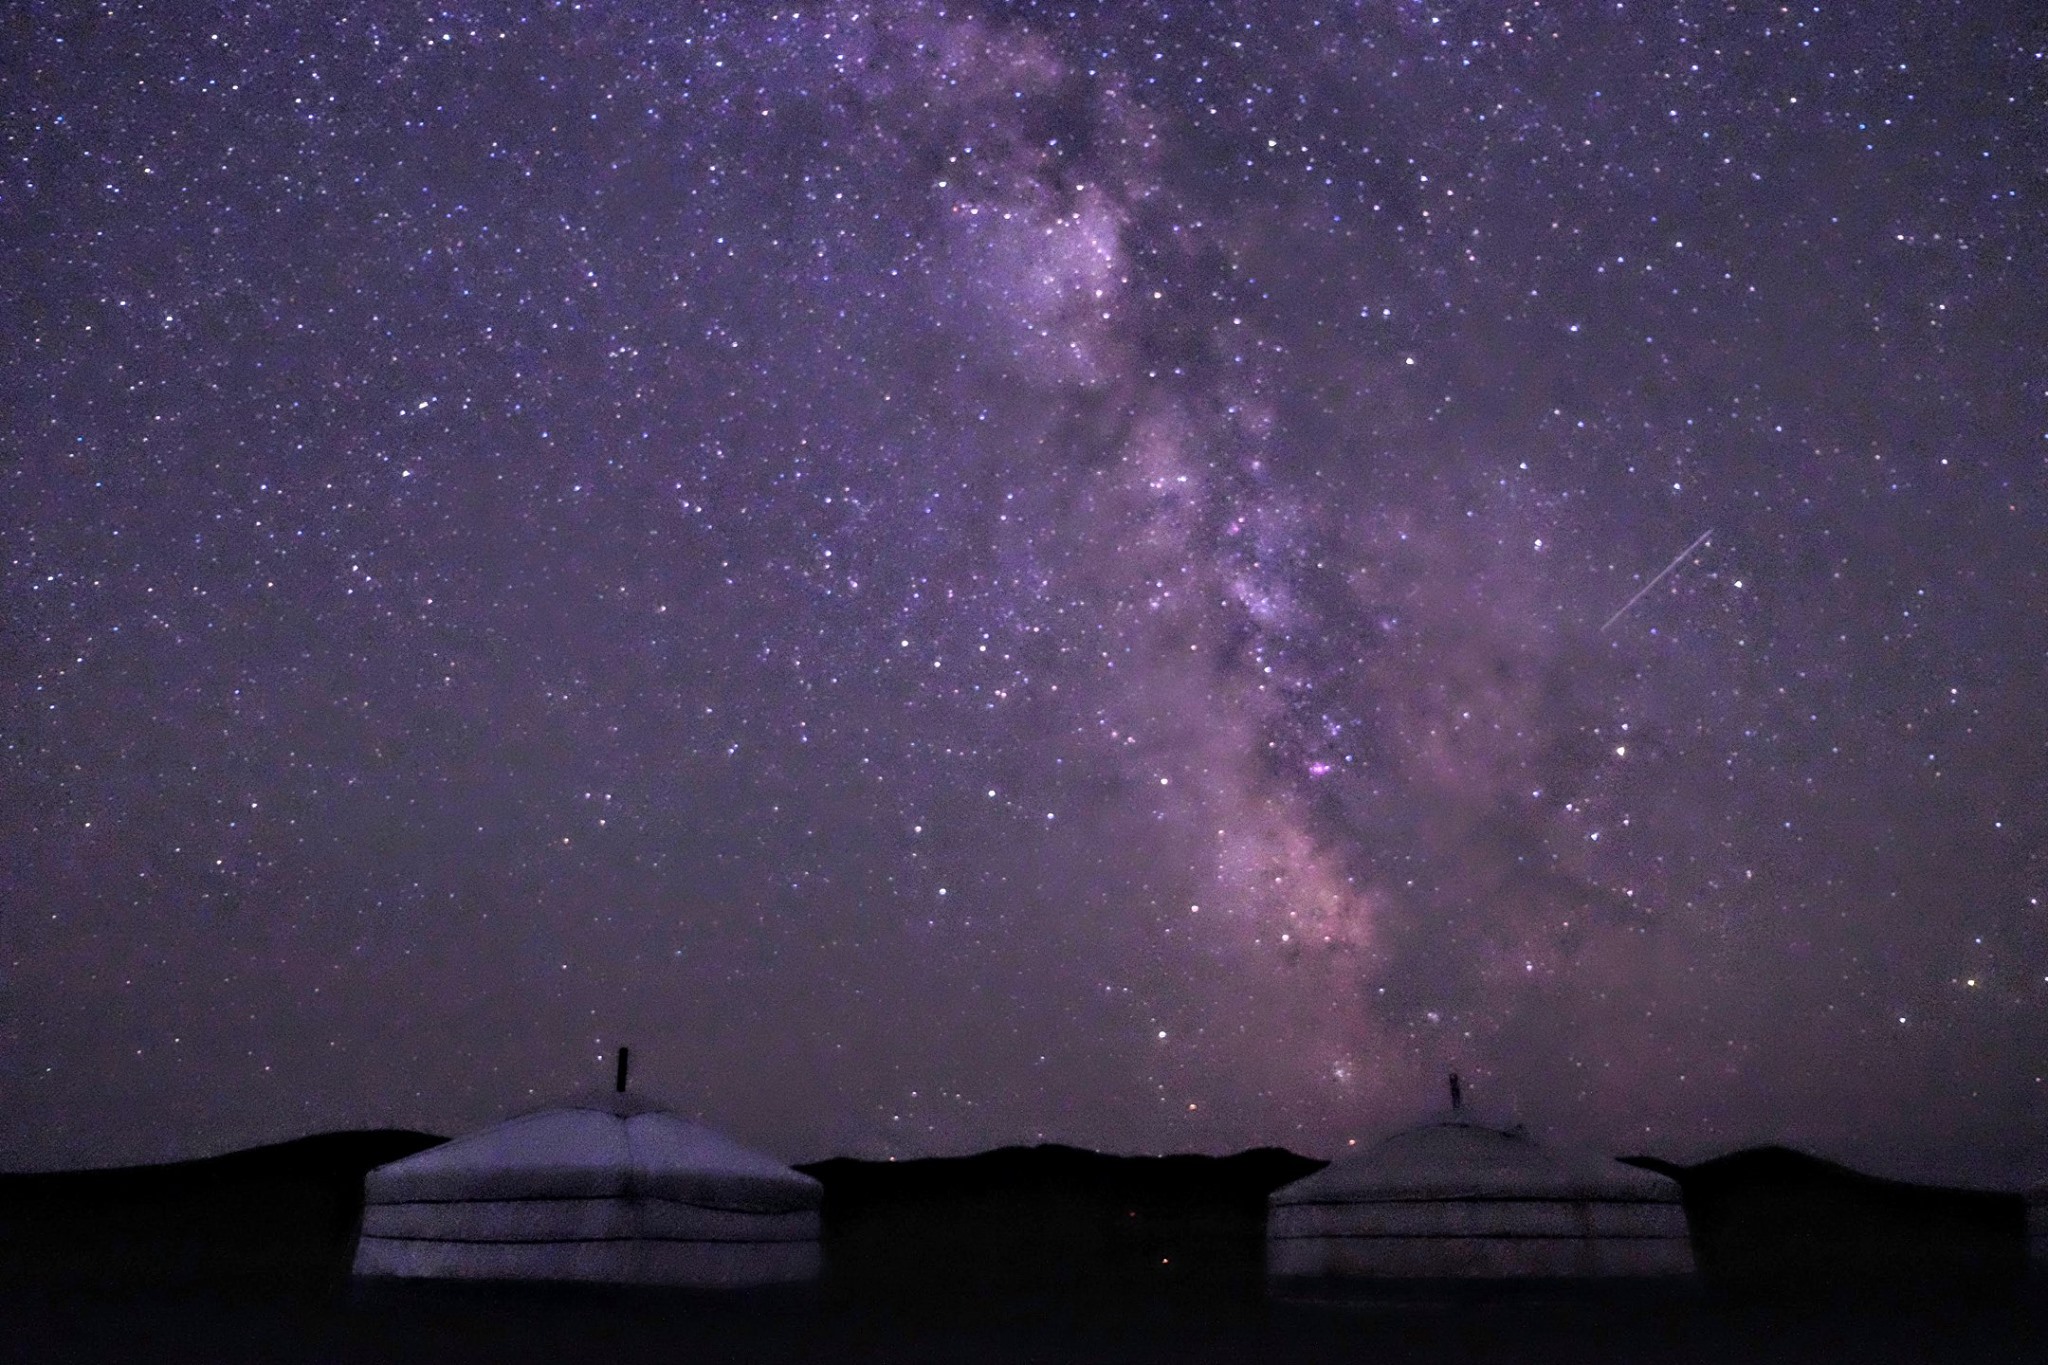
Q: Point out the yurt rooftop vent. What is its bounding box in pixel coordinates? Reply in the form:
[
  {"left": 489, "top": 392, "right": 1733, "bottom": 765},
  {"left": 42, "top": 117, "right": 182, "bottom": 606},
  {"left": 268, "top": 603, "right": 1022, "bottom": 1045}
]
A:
[{"left": 615, "top": 1046, "right": 630, "bottom": 1094}]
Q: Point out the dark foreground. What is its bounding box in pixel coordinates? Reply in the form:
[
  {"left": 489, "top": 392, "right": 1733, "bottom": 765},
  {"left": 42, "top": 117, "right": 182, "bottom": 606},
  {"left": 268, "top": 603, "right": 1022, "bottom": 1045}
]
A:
[
  {"left": 4, "top": 1130, "right": 2040, "bottom": 1362},
  {"left": 7, "top": 1280, "right": 2048, "bottom": 1365}
]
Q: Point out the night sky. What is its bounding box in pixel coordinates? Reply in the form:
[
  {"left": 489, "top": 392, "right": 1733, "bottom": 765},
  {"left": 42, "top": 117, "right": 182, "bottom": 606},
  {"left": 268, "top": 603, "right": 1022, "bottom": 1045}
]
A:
[{"left": 5, "top": 3, "right": 2044, "bottom": 1180}]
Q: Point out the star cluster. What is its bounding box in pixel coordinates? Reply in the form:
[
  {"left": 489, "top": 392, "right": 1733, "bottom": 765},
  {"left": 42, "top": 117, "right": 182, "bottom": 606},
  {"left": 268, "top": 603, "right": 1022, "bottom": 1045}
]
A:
[{"left": 4, "top": 2, "right": 2044, "bottom": 1177}]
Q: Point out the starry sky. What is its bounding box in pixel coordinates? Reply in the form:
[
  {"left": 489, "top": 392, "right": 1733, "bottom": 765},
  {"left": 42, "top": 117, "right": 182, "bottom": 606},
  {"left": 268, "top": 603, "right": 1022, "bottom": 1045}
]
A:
[{"left": 5, "top": 2, "right": 2044, "bottom": 1179}]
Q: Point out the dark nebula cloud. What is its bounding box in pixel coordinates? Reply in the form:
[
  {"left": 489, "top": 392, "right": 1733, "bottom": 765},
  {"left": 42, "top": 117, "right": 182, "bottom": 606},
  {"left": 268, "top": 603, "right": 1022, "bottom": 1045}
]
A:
[{"left": 4, "top": 2, "right": 2044, "bottom": 1180}]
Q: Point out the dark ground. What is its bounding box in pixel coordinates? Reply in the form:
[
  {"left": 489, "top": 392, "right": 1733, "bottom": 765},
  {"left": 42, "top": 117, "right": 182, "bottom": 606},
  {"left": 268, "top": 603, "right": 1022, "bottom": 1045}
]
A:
[
  {"left": 8, "top": 1280, "right": 2047, "bottom": 1365},
  {"left": 4, "top": 1132, "right": 2042, "bottom": 1362}
]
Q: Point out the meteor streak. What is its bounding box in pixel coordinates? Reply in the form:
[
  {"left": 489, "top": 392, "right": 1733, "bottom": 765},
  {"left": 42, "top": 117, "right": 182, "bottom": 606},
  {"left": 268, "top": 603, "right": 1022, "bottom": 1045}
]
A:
[{"left": 1602, "top": 529, "right": 1713, "bottom": 632}]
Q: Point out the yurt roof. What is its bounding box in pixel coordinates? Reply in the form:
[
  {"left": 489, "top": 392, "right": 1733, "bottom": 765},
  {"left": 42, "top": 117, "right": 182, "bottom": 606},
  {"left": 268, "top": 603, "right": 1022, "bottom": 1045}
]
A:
[
  {"left": 364, "top": 1091, "right": 820, "bottom": 1213},
  {"left": 1272, "top": 1119, "right": 1681, "bottom": 1206}
]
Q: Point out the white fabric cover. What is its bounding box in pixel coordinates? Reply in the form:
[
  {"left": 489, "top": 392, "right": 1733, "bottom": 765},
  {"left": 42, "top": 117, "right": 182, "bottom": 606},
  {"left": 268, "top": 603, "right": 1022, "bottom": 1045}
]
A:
[
  {"left": 1268, "top": 1120, "right": 1693, "bottom": 1280},
  {"left": 353, "top": 1091, "right": 821, "bottom": 1287}
]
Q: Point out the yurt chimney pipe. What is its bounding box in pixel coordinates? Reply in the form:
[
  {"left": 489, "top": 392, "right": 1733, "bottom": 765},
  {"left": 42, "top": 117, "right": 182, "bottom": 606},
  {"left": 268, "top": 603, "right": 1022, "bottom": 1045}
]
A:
[
  {"left": 1448, "top": 1070, "right": 1463, "bottom": 1113},
  {"left": 616, "top": 1046, "right": 630, "bottom": 1094}
]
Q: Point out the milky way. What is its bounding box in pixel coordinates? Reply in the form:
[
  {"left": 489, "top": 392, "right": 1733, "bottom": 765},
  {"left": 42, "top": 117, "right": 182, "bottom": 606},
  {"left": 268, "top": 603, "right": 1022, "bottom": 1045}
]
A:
[{"left": 5, "top": 2, "right": 2044, "bottom": 1177}]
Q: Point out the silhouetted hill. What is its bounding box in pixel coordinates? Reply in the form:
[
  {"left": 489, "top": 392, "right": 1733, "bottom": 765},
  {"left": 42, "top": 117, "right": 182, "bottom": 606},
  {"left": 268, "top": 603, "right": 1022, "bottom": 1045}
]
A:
[
  {"left": 1621, "top": 1144, "right": 2027, "bottom": 1302},
  {"left": 0, "top": 1129, "right": 444, "bottom": 1291},
  {"left": 796, "top": 1143, "right": 1324, "bottom": 1309}
]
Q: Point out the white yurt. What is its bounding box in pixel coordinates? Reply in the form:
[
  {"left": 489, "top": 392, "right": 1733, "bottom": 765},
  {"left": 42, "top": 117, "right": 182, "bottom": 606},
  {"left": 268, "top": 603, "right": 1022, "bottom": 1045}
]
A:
[
  {"left": 353, "top": 1054, "right": 821, "bottom": 1287},
  {"left": 1269, "top": 1082, "right": 1693, "bottom": 1282}
]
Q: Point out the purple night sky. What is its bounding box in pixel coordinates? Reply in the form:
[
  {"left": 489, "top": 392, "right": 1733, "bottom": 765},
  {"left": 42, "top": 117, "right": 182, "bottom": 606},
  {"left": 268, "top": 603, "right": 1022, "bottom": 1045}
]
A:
[{"left": 5, "top": 2, "right": 2044, "bottom": 1180}]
